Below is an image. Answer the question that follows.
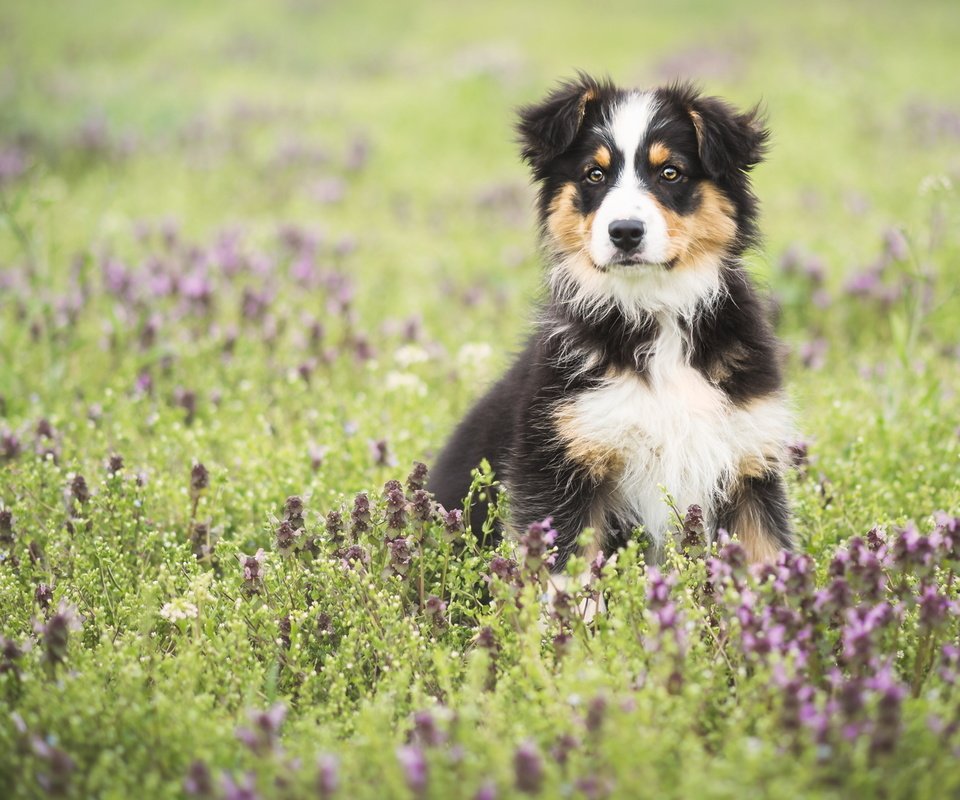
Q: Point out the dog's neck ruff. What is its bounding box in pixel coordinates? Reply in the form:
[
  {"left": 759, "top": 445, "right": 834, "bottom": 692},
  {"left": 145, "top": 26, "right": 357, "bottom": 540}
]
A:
[{"left": 547, "top": 250, "right": 726, "bottom": 331}]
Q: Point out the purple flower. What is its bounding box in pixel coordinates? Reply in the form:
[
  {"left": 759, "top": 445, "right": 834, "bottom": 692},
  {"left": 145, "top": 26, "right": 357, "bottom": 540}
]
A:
[
  {"left": 585, "top": 694, "right": 607, "bottom": 732},
  {"left": 36, "top": 601, "right": 82, "bottom": 667},
  {"left": 190, "top": 462, "right": 209, "bottom": 497},
  {"left": 406, "top": 461, "right": 429, "bottom": 492},
  {"left": 316, "top": 754, "right": 339, "bottom": 798},
  {"left": 341, "top": 544, "right": 369, "bottom": 570},
  {"left": 383, "top": 480, "right": 408, "bottom": 530},
  {"left": 238, "top": 549, "right": 266, "bottom": 594},
  {"left": 488, "top": 555, "right": 521, "bottom": 586},
  {"left": 283, "top": 495, "right": 305, "bottom": 529},
  {"left": 0, "top": 508, "right": 14, "bottom": 546},
  {"left": 680, "top": 504, "right": 706, "bottom": 554},
  {"left": 423, "top": 595, "right": 447, "bottom": 625},
  {"left": 410, "top": 490, "right": 434, "bottom": 523},
  {"left": 368, "top": 438, "right": 395, "bottom": 467},
  {"left": 549, "top": 732, "right": 579, "bottom": 765},
  {"left": 325, "top": 510, "right": 345, "bottom": 544},
  {"left": 474, "top": 780, "right": 498, "bottom": 800},
  {"left": 518, "top": 518, "right": 557, "bottom": 573},
  {"left": 890, "top": 523, "right": 936, "bottom": 575},
  {"left": 514, "top": 740, "right": 544, "bottom": 794},
  {"left": 917, "top": 583, "right": 952, "bottom": 628},
  {"left": 220, "top": 772, "right": 260, "bottom": 800},
  {"left": 384, "top": 537, "right": 413, "bottom": 578},
  {"left": 396, "top": 744, "right": 428, "bottom": 795},
  {"left": 31, "top": 735, "right": 76, "bottom": 796},
  {"left": 235, "top": 702, "right": 287, "bottom": 756},
  {"left": 411, "top": 709, "right": 446, "bottom": 747},
  {"left": 350, "top": 492, "right": 372, "bottom": 536},
  {"left": 184, "top": 760, "right": 215, "bottom": 797},
  {"left": 439, "top": 506, "right": 464, "bottom": 541},
  {"left": 35, "top": 583, "right": 54, "bottom": 610},
  {"left": 274, "top": 520, "right": 300, "bottom": 557},
  {"left": 645, "top": 567, "right": 674, "bottom": 610},
  {"left": 70, "top": 474, "right": 90, "bottom": 508}
]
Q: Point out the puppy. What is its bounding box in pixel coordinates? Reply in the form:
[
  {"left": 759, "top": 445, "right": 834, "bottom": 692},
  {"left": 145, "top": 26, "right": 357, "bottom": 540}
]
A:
[{"left": 431, "top": 75, "right": 793, "bottom": 571}]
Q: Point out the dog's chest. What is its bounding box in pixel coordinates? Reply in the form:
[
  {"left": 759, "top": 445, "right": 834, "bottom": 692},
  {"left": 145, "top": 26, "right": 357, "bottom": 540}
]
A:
[{"left": 555, "top": 327, "right": 742, "bottom": 545}]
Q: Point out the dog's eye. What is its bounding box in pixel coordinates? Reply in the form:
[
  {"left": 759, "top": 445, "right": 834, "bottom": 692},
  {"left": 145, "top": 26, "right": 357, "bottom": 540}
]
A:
[
  {"left": 661, "top": 165, "right": 681, "bottom": 183},
  {"left": 585, "top": 167, "right": 605, "bottom": 184}
]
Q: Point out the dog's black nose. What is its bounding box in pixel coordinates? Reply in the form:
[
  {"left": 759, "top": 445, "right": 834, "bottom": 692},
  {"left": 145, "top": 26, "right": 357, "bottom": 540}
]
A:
[{"left": 608, "top": 219, "right": 645, "bottom": 251}]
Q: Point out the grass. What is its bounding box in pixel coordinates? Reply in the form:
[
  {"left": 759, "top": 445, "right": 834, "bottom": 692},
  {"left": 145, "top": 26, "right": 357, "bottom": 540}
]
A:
[{"left": 1, "top": 0, "right": 959, "bottom": 797}]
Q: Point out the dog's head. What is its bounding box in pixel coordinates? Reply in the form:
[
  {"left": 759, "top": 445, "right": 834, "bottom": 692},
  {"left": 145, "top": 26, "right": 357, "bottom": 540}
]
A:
[{"left": 517, "top": 75, "right": 768, "bottom": 318}]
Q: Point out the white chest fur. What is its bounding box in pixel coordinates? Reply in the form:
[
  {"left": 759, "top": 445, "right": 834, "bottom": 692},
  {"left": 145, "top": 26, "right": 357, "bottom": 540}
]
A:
[{"left": 554, "top": 320, "right": 792, "bottom": 552}]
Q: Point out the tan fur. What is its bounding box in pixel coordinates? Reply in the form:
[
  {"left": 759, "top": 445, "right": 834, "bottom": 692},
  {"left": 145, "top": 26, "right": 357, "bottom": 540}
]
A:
[
  {"left": 547, "top": 183, "right": 594, "bottom": 255},
  {"left": 732, "top": 502, "right": 783, "bottom": 564},
  {"left": 553, "top": 403, "right": 625, "bottom": 481},
  {"left": 648, "top": 141, "right": 672, "bottom": 167},
  {"left": 651, "top": 182, "right": 737, "bottom": 269},
  {"left": 593, "top": 145, "right": 612, "bottom": 170}
]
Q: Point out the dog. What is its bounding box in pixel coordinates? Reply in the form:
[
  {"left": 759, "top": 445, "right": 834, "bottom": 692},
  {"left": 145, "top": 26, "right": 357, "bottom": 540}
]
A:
[{"left": 431, "top": 75, "right": 794, "bottom": 573}]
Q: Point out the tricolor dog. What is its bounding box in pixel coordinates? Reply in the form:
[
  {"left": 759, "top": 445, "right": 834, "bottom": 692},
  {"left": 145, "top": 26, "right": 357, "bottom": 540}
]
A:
[{"left": 432, "top": 75, "right": 794, "bottom": 571}]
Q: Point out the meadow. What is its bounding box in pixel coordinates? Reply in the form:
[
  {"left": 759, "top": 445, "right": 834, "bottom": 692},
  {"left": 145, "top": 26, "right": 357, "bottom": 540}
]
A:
[{"left": 1, "top": 0, "right": 959, "bottom": 797}]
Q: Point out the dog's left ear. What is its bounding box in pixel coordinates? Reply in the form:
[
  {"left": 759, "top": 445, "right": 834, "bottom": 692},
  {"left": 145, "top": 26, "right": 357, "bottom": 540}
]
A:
[
  {"left": 517, "top": 74, "right": 602, "bottom": 173},
  {"left": 688, "top": 95, "right": 769, "bottom": 182}
]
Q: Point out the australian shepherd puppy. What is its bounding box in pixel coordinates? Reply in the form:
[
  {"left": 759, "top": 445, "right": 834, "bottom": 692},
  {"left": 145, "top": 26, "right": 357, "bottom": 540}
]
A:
[{"left": 431, "top": 75, "right": 794, "bottom": 571}]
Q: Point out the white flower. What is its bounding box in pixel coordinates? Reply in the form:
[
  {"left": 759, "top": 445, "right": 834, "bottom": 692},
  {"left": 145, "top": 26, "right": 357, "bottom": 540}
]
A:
[
  {"left": 384, "top": 371, "right": 427, "bottom": 396},
  {"left": 394, "top": 345, "right": 430, "bottom": 368},
  {"left": 456, "top": 342, "right": 493, "bottom": 368},
  {"left": 159, "top": 598, "right": 199, "bottom": 623}
]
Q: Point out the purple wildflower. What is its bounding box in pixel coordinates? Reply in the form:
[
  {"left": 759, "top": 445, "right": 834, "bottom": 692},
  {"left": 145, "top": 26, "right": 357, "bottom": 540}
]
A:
[
  {"left": 190, "top": 462, "right": 209, "bottom": 498},
  {"left": 283, "top": 495, "right": 305, "bottom": 529},
  {"left": 411, "top": 709, "right": 446, "bottom": 747},
  {"left": 36, "top": 601, "right": 82, "bottom": 667},
  {"left": 274, "top": 520, "right": 300, "bottom": 557},
  {"left": 396, "top": 744, "right": 428, "bottom": 796},
  {"left": 238, "top": 549, "right": 266, "bottom": 594},
  {"left": 518, "top": 518, "right": 557, "bottom": 573},
  {"left": 184, "top": 760, "right": 215, "bottom": 797},
  {"left": 316, "top": 754, "right": 339, "bottom": 798},
  {"left": 406, "top": 461, "right": 429, "bottom": 492},
  {"left": 410, "top": 490, "right": 434, "bottom": 523},
  {"left": 0, "top": 508, "right": 13, "bottom": 546},
  {"left": 325, "top": 509, "right": 345, "bottom": 545},
  {"left": 423, "top": 595, "right": 447, "bottom": 626},
  {"left": 31, "top": 736, "right": 76, "bottom": 796},
  {"left": 350, "top": 492, "right": 372, "bottom": 537},
  {"left": 369, "top": 438, "right": 394, "bottom": 467},
  {"left": 35, "top": 583, "right": 54, "bottom": 610},
  {"left": 383, "top": 479, "right": 408, "bottom": 531},
  {"left": 220, "top": 772, "right": 260, "bottom": 800},
  {"left": 438, "top": 506, "right": 464, "bottom": 541},
  {"left": 235, "top": 702, "right": 286, "bottom": 756},
  {"left": 341, "top": 544, "right": 369, "bottom": 570},
  {"left": 384, "top": 537, "right": 413, "bottom": 578},
  {"left": 514, "top": 740, "right": 544, "bottom": 794},
  {"left": 474, "top": 780, "right": 498, "bottom": 800},
  {"left": 680, "top": 504, "right": 706, "bottom": 554}
]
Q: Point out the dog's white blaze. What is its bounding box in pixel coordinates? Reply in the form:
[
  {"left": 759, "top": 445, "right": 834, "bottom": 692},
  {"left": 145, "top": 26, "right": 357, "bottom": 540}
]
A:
[
  {"left": 589, "top": 92, "right": 672, "bottom": 267},
  {"left": 558, "top": 319, "right": 793, "bottom": 554}
]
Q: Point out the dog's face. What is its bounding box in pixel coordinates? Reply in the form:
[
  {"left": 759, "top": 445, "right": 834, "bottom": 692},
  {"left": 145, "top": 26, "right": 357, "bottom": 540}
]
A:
[{"left": 518, "top": 77, "right": 768, "bottom": 317}]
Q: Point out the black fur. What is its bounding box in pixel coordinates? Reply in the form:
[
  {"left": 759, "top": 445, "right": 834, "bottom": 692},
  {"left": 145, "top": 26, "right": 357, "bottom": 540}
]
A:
[{"left": 431, "top": 76, "right": 792, "bottom": 569}]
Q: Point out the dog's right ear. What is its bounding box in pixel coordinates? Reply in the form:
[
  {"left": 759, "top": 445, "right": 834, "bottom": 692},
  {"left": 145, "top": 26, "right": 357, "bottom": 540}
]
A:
[{"left": 517, "top": 74, "right": 603, "bottom": 173}]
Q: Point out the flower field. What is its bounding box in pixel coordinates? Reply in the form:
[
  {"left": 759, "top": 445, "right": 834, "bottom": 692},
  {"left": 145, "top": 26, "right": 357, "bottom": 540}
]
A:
[{"left": 1, "top": 1, "right": 959, "bottom": 797}]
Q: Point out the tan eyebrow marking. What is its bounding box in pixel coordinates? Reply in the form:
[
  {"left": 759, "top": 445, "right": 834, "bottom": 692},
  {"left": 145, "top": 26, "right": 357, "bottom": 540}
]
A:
[
  {"left": 592, "top": 145, "right": 611, "bottom": 169},
  {"left": 648, "top": 141, "right": 672, "bottom": 167}
]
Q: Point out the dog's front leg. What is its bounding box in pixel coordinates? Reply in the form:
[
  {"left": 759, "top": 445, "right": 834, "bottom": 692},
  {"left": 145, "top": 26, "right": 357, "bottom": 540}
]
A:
[{"left": 715, "top": 471, "right": 793, "bottom": 564}]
